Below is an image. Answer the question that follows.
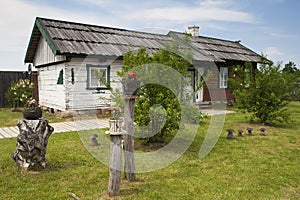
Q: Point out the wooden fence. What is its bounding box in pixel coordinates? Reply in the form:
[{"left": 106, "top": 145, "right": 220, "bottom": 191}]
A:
[{"left": 0, "top": 71, "right": 38, "bottom": 108}]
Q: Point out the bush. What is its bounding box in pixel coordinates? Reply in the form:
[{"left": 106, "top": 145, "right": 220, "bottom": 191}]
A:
[
  {"left": 122, "top": 44, "right": 195, "bottom": 143},
  {"left": 6, "top": 79, "right": 34, "bottom": 110},
  {"left": 181, "top": 103, "right": 203, "bottom": 124},
  {"left": 134, "top": 85, "right": 181, "bottom": 143},
  {"left": 229, "top": 61, "right": 292, "bottom": 124}
]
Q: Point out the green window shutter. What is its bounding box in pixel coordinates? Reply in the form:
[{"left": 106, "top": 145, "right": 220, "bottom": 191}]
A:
[
  {"left": 71, "top": 68, "right": 75, "bottom": 84},
  {"left": 107, "top": 65, "right": 111, "bottom": 88},
  {"left": 57, "top": 69, "right": 63, "bottom": 85}
]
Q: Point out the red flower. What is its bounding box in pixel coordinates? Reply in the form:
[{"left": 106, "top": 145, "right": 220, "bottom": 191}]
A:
[{"left": 127, "top": 73, "right": 137, "bottom": 80}]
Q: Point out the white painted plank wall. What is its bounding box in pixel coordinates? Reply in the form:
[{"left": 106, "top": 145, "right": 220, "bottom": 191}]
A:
[
  {"left": 33, "top": 37, "right": 66, "bottom": 67},
  {"left": 38, "top": 63, "right": 66, "bottom": 110},
  {"left": 34, "top": 36, "right": 124, "bottom": 111},
  {"left": 65, "top": 57, "right": 123, "bottom": 110}
]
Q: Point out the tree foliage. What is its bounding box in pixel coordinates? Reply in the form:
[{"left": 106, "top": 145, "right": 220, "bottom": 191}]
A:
[
  {"left": 282, "top": 61, "right": 297, "bottom": 73},
  {"left": 282, "top": 61, "right": 300, "bottom": 101},
  {"left": 6, "top": 79, "right": 34, "bottom": 111},
  {"left": 229, "top": 60, "right": 293, "bottom": 124},
  {"left": 121, "top": 43, "right": 201, "bottom": 143}
]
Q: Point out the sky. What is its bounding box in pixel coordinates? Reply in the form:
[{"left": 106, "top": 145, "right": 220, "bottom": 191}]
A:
[{"left": 0, "top": 0, "right": 299, "bottom": 71}]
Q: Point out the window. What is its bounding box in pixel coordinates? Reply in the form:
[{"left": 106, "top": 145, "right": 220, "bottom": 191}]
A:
[
  {"left": 86, "top": 65, "right": 110, "bottom": 90},
  {"left": 219, "top": 67, "right": 228, "bottom": 88}
]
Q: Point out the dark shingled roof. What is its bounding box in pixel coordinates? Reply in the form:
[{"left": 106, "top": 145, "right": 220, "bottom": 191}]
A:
[
  {"left": 168, "top": 31, "right": 261, "bottom": 62},
  {"left": 24, "top": 17, "right": 262, "bottom": 63}
]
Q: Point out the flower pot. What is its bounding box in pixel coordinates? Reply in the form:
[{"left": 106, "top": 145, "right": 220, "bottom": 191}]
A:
[
  {"left": 23, "top": 107, "right": 42, "bottom": 120},
  {"left": 109, "top": 118, "right": 124, "bottom": 133},
  {"left": 122, "top": 80, "right": 141, "bottom": 95}
]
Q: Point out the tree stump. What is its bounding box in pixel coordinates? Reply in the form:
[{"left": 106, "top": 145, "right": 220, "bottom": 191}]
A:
[{"left": 11, "top": 119, "right": 54, "bottom": 168}]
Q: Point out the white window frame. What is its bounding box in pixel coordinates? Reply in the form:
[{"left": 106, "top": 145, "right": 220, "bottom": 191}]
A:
[
  {"left": 219, "top": 67, "right": 228, "bottom": 88},
  {"left": 86, "top": 65, "right": 110, "bottom": 90}
]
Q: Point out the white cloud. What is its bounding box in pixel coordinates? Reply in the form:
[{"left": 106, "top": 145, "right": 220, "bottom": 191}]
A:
[
  {"left": 125, "top": 0, "right": 255, "bottom": 24},
  {"left": 264, "top": 46, "right": 284, "bottom": 57},
  {"left": 0, "top": 0, "right": 124, "bottom": 51},
  {"left": 198, "top": 0, "right": 233, "bottom": 8},
  {"left": 72, "top": 0, "right": 108, "bottom": 7},
  {"left": 0, "top": 0, "right": 119, "bottom": 70}
]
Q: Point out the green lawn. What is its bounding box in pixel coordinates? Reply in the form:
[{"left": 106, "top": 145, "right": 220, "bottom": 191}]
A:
[
  {"left": 0, "top": 102, "right": 299, "bottom": 199},
  {"left": 0, "top": 107, "right": 73, "bottom": 127}
]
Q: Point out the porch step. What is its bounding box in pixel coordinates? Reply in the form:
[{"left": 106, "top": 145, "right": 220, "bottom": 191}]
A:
[{"left": 195, "top": 102, "right": 211, "bottom": 109}]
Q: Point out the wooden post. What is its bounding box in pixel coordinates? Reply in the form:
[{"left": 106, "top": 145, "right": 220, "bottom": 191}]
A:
[
  {"left": 108, "top": 133, "right": 123, "bottom": 196},
  {"left": 123, "top": 96, "right": 137, "bottom": 181}
]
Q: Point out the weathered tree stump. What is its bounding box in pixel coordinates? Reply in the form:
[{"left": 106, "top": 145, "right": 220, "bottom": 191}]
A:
[
  {"left": 11, "top": 119, "right": 54, "bottom": 169},
  {"left": 124, "top": 97, "right": 136, "bottom": 181}
]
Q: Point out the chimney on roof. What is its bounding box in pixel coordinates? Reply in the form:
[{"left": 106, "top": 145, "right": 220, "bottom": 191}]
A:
[{"left": 188, "top": 25, "right": 199, "bottom": 37}]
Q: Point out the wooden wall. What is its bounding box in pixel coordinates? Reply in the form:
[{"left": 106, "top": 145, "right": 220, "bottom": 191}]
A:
[
  {"left": 37, "top": 57, "right": 123, "bottom": 111},
  {"left": 38, "top": 63, "right": 66, "bottom": 110},
  {"left": 33, "top": 37, "right": 66, "bottom": 67},
  {"left": 202, "top": 60, "right": 249, "bottom": 102},
  {"left": 66, "top": 57, "right": 122, "bottom": 110}
]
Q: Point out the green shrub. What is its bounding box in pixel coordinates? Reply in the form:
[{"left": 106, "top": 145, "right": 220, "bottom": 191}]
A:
[
  {"left": 229, "top": 60, "right": 292, "bottom": 124},
  {"left": 181, "top": 103, "right": 203, "bottom": 124},
  {"left": 6, "top": 79, "right": 34, "bottom": 110}
]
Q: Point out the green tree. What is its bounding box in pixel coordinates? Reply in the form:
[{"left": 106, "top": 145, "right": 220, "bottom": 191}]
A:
[
  {"left": 282, "top": 61, "right": 297, "bottom": 73},
  {"left": 229, "top": 60, "right": 292, "bottom": 124},
  {"left": 121, "top": 43, "right": 201, "bottom": 143},
  {"left": 282, "top": 61, "right": 300, "bottom": 101},
  {"left": 6, "top": 79, "right": 34, "bottom": 111}
]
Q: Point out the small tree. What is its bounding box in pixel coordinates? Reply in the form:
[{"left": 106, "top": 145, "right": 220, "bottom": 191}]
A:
[
  {"left": 121, "top": 43, "right": 202, "bottom": 143},
  {"left": 229, "top": 60, "right": 292, "bottom": 124},
  {"left": 6, "top": 79, "right": 34, "bottom": 111},
  {"left": 282, "top": 61, "right": 300, "bottom": 101}
]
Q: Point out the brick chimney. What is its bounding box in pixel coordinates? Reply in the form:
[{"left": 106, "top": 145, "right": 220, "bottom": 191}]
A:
[{"left": 188, "top": 25, "right": 199, "bottom": 37}]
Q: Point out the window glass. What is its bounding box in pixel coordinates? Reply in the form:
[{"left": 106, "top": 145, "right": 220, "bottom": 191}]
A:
[
  {"left": 219, "top": 67, "right": 228, "bottom": 88},
  {"left": 87, "top": 65, "right": 110, "bottom": 89}
]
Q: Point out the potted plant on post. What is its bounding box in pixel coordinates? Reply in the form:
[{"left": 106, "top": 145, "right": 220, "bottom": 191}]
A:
[
  {"left": 122, "top": 72, "right": 141, "bottom": 96},
  {"left": 23, "top": 99, "right": 42, "bottom": 120},
  {"left": 109, "top": 108, "right": 124, "bottom": 134}
]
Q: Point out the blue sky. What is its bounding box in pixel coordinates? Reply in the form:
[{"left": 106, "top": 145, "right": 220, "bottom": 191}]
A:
[{"left": 0, "top": 0, "right": 299, "bottom": 71}]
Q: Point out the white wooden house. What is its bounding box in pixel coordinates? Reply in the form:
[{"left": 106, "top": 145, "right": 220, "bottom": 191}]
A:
[{"left": 24, "top": 17, "right": 262, "bottom": 111}]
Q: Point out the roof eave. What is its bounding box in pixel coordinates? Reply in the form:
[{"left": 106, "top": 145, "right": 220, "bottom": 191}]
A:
[
  {"left": 24, "top": 22, "right": 39, "bottom": 63},
  {"left": 24, "top": 17, "right": 60, "bottom": 63}
]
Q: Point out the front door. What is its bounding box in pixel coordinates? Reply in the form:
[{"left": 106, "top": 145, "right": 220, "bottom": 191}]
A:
[{"left": 195, "top": 67, "right": 203, "bottom": 103}]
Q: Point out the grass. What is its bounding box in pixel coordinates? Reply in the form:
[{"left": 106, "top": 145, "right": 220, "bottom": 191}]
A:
[
  {"left": 0, "top": 107, "right": 73, "bottom": 127},
  {"left": 0, "top": 102, "right": 300, "bottom": 199}
]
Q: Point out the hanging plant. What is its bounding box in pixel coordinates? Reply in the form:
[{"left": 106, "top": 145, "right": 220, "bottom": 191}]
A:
[{"left": 122, "top": 72, "right": 141, "bottom": 95}]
